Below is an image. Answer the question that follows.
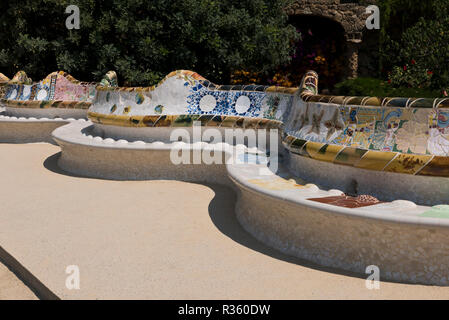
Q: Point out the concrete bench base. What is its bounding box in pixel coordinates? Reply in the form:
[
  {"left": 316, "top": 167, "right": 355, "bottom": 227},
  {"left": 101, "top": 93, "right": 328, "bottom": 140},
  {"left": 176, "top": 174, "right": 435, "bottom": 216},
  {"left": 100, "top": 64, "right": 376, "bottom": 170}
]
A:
[
  {"left": 233, "top": 180, "right": 449, "bottom": 286},
  {"left": 0, "top": 108, "right": 87, "bottom": 144},
  {"left": 0, "top": 117, "right": 69, "bottom": 144},
  {"left": 53, "top": 121, "right": 233, "bottom": 186}
]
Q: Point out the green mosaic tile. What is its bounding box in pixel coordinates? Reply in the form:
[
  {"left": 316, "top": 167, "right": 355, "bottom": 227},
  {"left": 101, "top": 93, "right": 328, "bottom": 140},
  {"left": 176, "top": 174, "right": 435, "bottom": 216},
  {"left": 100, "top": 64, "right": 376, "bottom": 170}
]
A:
[{"left": 420, "top": 205, "right": 449, "bottom": 219}]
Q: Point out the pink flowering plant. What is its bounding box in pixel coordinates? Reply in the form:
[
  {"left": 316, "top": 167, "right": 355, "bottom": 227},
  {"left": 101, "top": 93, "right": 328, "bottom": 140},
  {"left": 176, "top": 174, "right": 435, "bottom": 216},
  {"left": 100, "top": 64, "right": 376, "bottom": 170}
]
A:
[
  {"left": 388, "top": 60, "right": 433, "bottom": 89},
  {"left": 386, "top": 14, "right": 449, "bottom": 92}
]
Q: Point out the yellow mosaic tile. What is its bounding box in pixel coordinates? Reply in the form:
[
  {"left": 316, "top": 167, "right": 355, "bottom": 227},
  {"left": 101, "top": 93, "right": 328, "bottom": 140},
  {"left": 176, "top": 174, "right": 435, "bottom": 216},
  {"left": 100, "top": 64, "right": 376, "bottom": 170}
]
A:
[
  {"left": 265, "top": 86, "right": 299, "bottom": 94},
  {"left": 383, "top": 153, "right": 433, "bottom": 175},
  {"left": 333, "top": 147, "right": 368, "bottom": 166},
  {"left": 88, "top": 112, "right": 146, "bottom": 127},
  {"left": 417, "top": 156, "right": 449, "bottom": 177},
  {"left": 327, "top": 96, "right": 345, "bottom": 105},
  {"left": 345, "top": 97, "right": 364, "bottom": 105},
  {"left": 362, "top": 97, "right": 382, "bottom": 106},
  {"left": 355, "top": 150, "right": 398, "bottom": 171},
  {"left": 220, "top": 116, "right": 238, "bottom": 128},
  {"left": 282, "top": 135, "right": 296, "bottom": 147},
  {"left": 3, "top": 100, "right": 91, "bottom": 109},
  {"left": 305, "top": 142, "right": 343, "bottom": 162},
  {"left": 153, "top": 115, "right": 176, "bottom": 127}
]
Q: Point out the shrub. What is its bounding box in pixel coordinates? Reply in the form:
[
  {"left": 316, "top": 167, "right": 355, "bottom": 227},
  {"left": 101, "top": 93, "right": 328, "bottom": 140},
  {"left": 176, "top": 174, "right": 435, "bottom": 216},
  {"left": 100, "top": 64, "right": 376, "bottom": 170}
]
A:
[
  {"left": 0, "top": 0, "right": 298, "bottom": 86},
  {"left": 333, "top": 77, "right": 442, "bottom": 98},
  {"left": 388, "top": 61, "right": 433, "bottom": 89}
]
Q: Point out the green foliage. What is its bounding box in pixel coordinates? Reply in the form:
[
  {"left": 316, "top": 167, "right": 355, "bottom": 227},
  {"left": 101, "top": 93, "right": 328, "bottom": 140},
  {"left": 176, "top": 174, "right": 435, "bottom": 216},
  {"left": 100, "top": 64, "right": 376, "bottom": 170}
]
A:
[
  {"left": 389, "top": 61, "right": 433, "bottom": 89},
  {"left": 0, "top": 0, "right": 298, "bottom": 86},
  {"left": 333, "top": 77, "right": 443, "bottom": 98},
  {"left": 387, "top": 17, "right": 449, "bottom": 90},
  {"left": 379, "top": 0, "right": 449, "bottom": 90}
]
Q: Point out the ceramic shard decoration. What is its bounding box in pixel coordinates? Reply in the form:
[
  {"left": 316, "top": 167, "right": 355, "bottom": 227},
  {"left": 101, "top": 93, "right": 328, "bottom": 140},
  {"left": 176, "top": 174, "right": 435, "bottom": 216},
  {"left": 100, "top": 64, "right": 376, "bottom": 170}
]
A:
[
  {"left": 1, "top": 71, "right": 117, "bottom": 115},
  {"left": 284, "top": 71, "right": 449, "bottom": 177},
  {"left": 89, "top": 70, "right": 296, "bottom": 126},
  {"left": 0, "top": 70, "right": 117, "bottom": 143},
  {"left": 0, "top": 71, "right": 32, "bottom": 99}
]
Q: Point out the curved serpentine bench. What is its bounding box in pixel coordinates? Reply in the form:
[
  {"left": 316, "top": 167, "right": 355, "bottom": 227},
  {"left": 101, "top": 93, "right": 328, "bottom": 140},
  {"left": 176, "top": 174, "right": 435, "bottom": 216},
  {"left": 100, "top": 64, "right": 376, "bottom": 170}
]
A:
[
  {"left": 0, "top": 71, "right": 116, "bottom": 143},
  {"left": 52, "top": 70, "right": 449, "bottom": 286},
  {"left": 54, "top": 70, "right": 288, "bottom": 182}
]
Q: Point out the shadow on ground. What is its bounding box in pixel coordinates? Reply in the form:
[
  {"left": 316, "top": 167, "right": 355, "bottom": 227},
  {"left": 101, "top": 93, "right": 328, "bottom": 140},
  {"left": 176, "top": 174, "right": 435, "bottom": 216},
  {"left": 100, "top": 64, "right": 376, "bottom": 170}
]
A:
[
  {"left": 205, "top": 183, "right": 375, "bottom": 281},
  {"left": 44, "top": 151, "right": 89, "bottom": 179},
  {"left": 204, "top": 182, "right": 386, "bottom": 282},
  {"left": 43, "top": 151, "right": 410, "bottom": 285}
]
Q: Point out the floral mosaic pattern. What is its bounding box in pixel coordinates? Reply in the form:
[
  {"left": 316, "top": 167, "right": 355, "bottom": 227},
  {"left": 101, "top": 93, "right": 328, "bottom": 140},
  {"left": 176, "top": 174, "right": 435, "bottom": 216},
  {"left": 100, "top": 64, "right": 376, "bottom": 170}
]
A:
[
  {"left": 1, "top": 71, "right": 117, "bottom": 109},
  {"left": 54, "top": 75, "right": 94, "bottom": 102}
]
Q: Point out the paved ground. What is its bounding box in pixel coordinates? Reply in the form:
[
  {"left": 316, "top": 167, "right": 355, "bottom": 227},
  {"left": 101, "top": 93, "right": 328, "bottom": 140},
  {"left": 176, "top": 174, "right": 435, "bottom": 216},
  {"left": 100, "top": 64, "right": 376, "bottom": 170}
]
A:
[
  {"left": 0, "top": 262, "right": 37, "bottom": 300},
  {"left": 0, "top": 143, "right": 449, "bottom": 299}
]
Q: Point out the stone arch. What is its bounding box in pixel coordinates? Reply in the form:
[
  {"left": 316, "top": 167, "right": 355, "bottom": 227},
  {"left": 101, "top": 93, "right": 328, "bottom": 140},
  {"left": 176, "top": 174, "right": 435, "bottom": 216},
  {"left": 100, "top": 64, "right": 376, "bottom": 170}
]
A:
[
  {"left": 287, "top": 14, "right": 347, "bottom": 89},
  {"left": 286, "top": 0, "right": 373, "bottom": 79}
]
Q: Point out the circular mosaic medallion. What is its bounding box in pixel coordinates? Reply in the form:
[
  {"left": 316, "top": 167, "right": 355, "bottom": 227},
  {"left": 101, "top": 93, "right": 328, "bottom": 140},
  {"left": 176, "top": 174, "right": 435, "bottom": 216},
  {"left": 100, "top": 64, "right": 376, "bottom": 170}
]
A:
[
  {"left": 199, "top": 94, "right": 216, "bottom": 112},
  {"left": 37, "top": 89, "right": 48, "bottom": 100},
  {"left": 235, "top": 95, "right": 251, "bottom": 114}
]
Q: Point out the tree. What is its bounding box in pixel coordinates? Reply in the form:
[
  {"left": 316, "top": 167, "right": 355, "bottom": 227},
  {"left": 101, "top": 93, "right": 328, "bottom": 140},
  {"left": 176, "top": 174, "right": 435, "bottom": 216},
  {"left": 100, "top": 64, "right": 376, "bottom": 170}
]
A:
[{"left": 0, "top": 0, "right": 298, "bottom": 86}]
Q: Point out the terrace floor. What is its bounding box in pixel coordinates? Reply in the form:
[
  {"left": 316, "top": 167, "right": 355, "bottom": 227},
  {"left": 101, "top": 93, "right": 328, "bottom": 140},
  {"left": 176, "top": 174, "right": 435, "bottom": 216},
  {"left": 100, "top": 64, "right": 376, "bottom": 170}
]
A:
[
  {"left": 1, "top": 143, "right": 449, "bottom": 299},
  {"left": 0, "top": 261, "right": 37, "bottom": 299}
]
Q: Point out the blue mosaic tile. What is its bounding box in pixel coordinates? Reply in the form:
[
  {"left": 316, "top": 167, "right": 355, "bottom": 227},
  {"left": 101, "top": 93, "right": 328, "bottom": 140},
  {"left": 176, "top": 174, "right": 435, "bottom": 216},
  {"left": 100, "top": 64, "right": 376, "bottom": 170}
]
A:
[{"left": 186, "top": 82, "right": 265, "bottom": 117}]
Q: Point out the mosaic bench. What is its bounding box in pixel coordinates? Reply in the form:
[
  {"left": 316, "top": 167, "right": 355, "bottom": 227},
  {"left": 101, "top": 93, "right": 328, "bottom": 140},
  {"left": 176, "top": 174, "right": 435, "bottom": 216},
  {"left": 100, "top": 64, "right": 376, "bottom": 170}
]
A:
[
  {"left": 51, "top": 70, "right": 449, "bottom": 286},
  {"left": 285, "top": 71, "right": 449, "bottom": 205},
  {"left": 0, "top": 71, "right": 116, "bottom": 143},
  {"left": 0, "top": 71, "right": 32, "bottom": 99},
  {"left": 53, "top": 70, "right": 291, "bottom": 181}
]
